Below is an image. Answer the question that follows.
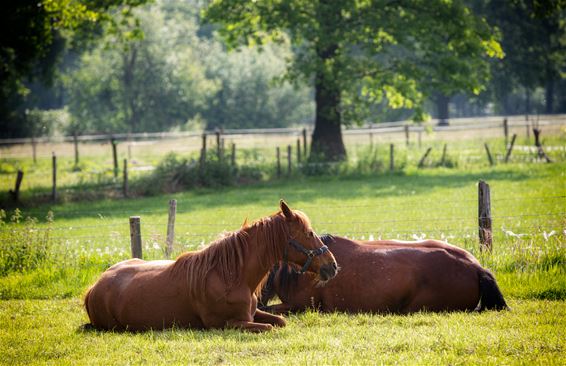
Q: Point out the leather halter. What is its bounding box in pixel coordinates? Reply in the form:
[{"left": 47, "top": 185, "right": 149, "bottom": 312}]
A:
[{"left": 286, "top": 238, "right": 329, "bottom": 274}]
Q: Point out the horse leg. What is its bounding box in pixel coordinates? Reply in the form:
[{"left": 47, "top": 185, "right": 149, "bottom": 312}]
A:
[
  {"left": 225, "top": 319, "right": 274, "bottom": 333},
  {"left": 253, "top": 309, "right": 286, "bottom": 327}
]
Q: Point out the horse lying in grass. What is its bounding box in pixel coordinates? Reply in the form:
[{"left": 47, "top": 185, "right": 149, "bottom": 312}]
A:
[
  {"left": 84, "top": 200, "right": 338, "bottom": 332},
  {"left": 260, "top": 235, "right": 508, "bottom": 314}
]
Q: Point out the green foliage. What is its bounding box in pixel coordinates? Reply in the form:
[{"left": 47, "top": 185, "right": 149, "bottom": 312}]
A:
[
  {"left": 202, "top": 44, "right": 314, "bottom": 130},
  {"left": 133, "top": 152, "right": 265, "bottom": 195},
  {"left": 64, "top": 3, "right": 216, "bottom": 134},
  {"left": 204, "top": 0, "right": 502, "bottom": 125},
  {"left": 475, "top": 0, "right": 566, "bottom": 114},
  {"left": 0, "top": 209, "right": 53, "bottom": 276},
  {"left": 62, "top": 0, "right": 313, "bottom": 134},
  {"left": 0, "top": 0, "right": 151, "bottom": 138}
]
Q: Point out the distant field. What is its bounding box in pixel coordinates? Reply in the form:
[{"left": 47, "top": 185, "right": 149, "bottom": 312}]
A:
[
  {"left": 0, "top": 123, "right": 565, "bottom": 364},
  {"left": 1, "top": 120, "right": 565, "bottom": 196}
]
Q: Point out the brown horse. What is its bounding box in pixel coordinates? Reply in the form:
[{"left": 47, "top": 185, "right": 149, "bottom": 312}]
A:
[
  {"left": 260, "top": 235, "right": 508, "bottom": 314},
  {"left": 83, "top": 201, "right": 338, "bottom": 332}
]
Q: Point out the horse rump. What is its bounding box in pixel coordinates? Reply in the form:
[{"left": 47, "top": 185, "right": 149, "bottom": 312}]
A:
[{"left": 477, "top": 269, "right": 509, "bottom": 311}]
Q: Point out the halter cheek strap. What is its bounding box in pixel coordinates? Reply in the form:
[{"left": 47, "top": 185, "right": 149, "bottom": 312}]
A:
[{"left": 287, "top": 239, "right": 329, "bottom": 274}]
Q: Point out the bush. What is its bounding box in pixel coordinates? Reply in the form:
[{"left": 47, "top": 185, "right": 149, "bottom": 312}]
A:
[
  {"left": 134, "top": 152, "right": 264, "bottom": 195},
  {"left": 0, "top": 209, "right": 53, "bottom": 276}
]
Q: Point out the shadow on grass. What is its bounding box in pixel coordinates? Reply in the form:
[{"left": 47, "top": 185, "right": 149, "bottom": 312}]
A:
[{"left": 0, "top": 166, "right": 540, "bottom": 222}]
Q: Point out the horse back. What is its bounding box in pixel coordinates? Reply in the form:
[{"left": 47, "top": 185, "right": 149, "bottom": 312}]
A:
[
  {"left": 85, "top": 259, "right": 194, "bottom": 330},
  {"left": 320, "top": 237, "right": 483, "bottom": 312},
  {"left": 357, "top": 239, "right": 481, "bottom": 265}
]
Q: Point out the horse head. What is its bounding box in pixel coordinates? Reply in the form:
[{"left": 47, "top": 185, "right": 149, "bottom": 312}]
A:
[{"left": 279, "top": 200, "right": 338, "bottom": 283}]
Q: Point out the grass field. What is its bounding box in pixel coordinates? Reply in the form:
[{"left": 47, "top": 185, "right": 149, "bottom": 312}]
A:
[{"left": 0, "top": 130, "right": 565, "bottom": 364}]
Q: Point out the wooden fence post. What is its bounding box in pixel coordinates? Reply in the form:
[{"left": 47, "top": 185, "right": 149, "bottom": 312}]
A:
[
  {"left": 418, "top": 147, "right": 432, "bottom": 168},
  {"left": 111, "top": 138, "right": 118, "bottom": 178},
  {"left": 484, "top": 143, "right": 494, "bottom": 166},
  {"left": 418, "top": 131, "right": 422, "bottom": 148},
  {"left": 297, "top": 139, "right": 301, "bottom": 163},
  {"left": 478, "top": 180, "right": 492, "bottom": 251},
  {"left": 31, "top": 136, "right": 37, "bottom": 164},
  {"left": 503, "top": 118, "right": 508, "bottom": 147},
  {"left": 276, "top": 147, "right": 281, "bottom": 178},
  {"left": 216, "top": 131, "right": 221, "bottom": 159},
  {"left": 404, "top": 125, "right": 410, "bottom": 146},
  {"left": 73, "top": 132, "right": 79, "bottom": 166},
  {"left": 287, "top": 145, "right": 292, "bottom": 176},
  {"left": 369, "top": 132, "right": 374, "bottom": 148},
  {"left": 504, "top": 134, "right": 517, "bottom": 163},
  {"left": 123, "top": 159, "right": 128, "bottom": 197},
  {"left": 200, "top": 133, "right": 207, "bottom": 170},
  {"left": 166, "top": 199, "right": 177, "bottom": 258},
  {"left": 129, "top": 216, "right": 142, "bottom": 259},
  {"left": 533, "top": 128, "right": 552, "bottom": 163},
  {"left": 231, "top": 143, "right": 236, "bottom": 166},
  {"left": 440, "top": 144, "right": 447, "bottom": 166},
  {"left": 51, "top": 152, "right": 57, "bottom": 202},
  {"left": 389, "top": 144, "right": 394, "bottom": 171},
  {"left": 302, "top": 128, "right": 307, "bottom": 157},
  {"left": 9, "top": 170, "right": 24, "bottom": 202}
]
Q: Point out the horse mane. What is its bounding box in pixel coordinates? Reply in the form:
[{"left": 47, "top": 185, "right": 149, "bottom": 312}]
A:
[{"left": 171, "top": 210, "right": 305, "bottom": 299}]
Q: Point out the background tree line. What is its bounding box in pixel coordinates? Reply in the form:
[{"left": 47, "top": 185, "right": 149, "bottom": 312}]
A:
[{"left": 1, "top": 0, "right": 564, "bottom": 154}]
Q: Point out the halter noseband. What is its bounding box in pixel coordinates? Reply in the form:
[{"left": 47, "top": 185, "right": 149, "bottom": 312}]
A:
[{"left": 286, "top": 239, "right": 329, "bottom": 274}]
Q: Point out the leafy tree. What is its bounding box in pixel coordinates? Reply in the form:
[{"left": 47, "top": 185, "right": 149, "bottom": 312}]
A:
[
  {"left": 205, "top": 0, "right": 502, "bottom": 160},
  {"left": 202, "top": 43, "right": 314, "bottom": 130},
  {"left": 477, "top": 0, "right": 565, "bottom": 114},
  {"left": 64, "top": 3, "right": 217, "bottom": 134},
  {"left": 64, "top": 0, "right": 314, "bottom": 134},
  {"left": 0, "top": 0, "right": 149, "bottom": 138}
]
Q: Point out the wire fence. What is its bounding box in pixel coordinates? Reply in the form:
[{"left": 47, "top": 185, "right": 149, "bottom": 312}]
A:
[
  {"left": 1, "top": 115, "right": 565, "bottom": 200},
  {"left": 3, "top": 193, "right": 564, "bottom": 262}
]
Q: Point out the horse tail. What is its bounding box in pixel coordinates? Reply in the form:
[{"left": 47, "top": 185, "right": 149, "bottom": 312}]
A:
[{"left": 477, "top": 269, "right": 509, "bottom": 311}]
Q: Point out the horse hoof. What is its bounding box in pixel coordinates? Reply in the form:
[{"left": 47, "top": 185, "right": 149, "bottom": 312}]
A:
[{"left": 273, "top": 316, "right": 287, "bottom": 327}]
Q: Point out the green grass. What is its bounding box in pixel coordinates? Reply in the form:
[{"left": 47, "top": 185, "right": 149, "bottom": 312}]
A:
[
  {"left": 0, "top": 135, "right": 565, "bottom": 364},
  {"left": 0, "top": 299, "right": 564, "bottom": 365}
]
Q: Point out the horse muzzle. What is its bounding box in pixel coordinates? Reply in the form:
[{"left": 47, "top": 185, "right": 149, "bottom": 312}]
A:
[{"left": 319, "top": 262, "right": 338, "bottom": 281}]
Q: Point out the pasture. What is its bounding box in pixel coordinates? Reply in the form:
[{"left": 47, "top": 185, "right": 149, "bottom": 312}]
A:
[{"left": 1, "top": 126, "right": 565, "bottom": 364}]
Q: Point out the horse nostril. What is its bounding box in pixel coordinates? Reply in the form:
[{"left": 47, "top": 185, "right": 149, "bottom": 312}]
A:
[{"left": 332, "top": 262, "right": 338, "bottom": 270}]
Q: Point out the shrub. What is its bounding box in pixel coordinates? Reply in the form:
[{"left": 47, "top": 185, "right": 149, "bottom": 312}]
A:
[
  {"left": 0, "top": 209, "right": 53, "bottom": 276},
  {"left": 134, "top": 152, "right": 264, "bottom": 195}
]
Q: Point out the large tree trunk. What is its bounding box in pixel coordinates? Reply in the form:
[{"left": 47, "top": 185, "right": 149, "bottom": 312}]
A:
[
  {"left": 309, "top": 1, "right": 346, "bottom": 162},
  {"left": 310, "top": 70, "right": 346, "bottom": 161}
]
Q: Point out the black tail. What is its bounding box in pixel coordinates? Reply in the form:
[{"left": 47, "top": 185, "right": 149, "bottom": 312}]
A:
[{"left": 477, "top": 269, "right": 509, "bottom": 311}]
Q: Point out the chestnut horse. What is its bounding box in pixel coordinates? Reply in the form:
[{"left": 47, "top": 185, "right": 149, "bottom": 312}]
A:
[
  {"left": 260, "top": 235, "right": 508, "bottom": 314},
  {"left": 83, "top": 201, "right": 337, "bottom": 332}
]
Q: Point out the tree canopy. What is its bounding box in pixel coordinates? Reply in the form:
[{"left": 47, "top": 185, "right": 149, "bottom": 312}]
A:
[
  {"left": 0, "top": 0, "right": 149, "bottom": 138},
  {"left": 205, "top": 0, "right": 503, "bottom": 160}
]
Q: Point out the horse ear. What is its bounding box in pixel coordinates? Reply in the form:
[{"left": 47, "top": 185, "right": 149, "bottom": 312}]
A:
[
  {"left": 241, "top": 218, "right": 249, "bottom": 229},
  {"left": 280, "top": 199, "right": 294, "bottom": 220}
]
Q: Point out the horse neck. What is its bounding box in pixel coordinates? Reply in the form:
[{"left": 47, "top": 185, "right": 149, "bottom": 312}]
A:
[{"left": 241, "top": 219, "right": 287, "bottom": 291}]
